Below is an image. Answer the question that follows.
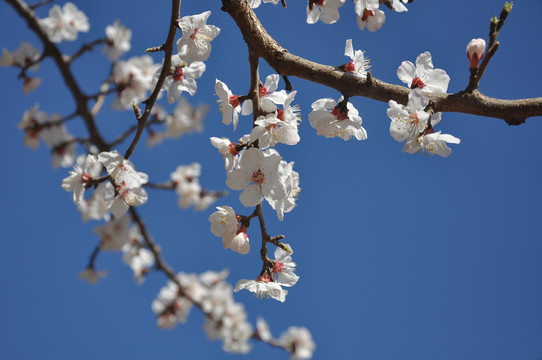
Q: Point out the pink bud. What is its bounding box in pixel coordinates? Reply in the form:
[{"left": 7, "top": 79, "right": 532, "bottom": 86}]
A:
[{"left": 466, "top": 38, "right": 486, "bottom": 69}]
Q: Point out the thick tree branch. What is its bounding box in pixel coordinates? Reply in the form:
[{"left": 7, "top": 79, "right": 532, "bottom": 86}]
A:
[{"left": 221, "top": 0, "right": 541, "bottom": 125}]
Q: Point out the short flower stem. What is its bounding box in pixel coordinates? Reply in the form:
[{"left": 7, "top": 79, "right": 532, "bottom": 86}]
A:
[{"left": 86, "top": 244, "right": 101, "bottom": 269}]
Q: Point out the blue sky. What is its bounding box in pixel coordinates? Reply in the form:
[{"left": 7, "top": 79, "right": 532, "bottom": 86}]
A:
[{"left": 1, "top": 0, "right": 542, "bottom": 359}]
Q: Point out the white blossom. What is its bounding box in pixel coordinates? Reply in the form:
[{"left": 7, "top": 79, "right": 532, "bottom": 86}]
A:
[
  {"left": 272, "top": 244, "right": 299, "bottom": 287},
  {"left": 94, "top": 215, "right": 131, "bottom": 252},
  {"left": 209, "top": 206, "right": 249, "bottom": 254},
  {"left": 279, "top": 327, "right": 316, "bottom": 360},
  {"left": 1, "top": 42, "right": 41, "bottom": 70},
  {"left": 309, "top": 97, "right": 367, "bottom": 141},
  {"left": 121, "top": 226, "right": 155, "bottom": 284},
  {"left": 241, "top": 74, "right": 288, "bottom": 115},
  {"left": 61, "top": 154, "right": 102, "bottom": 203},
  {"left": 157, "top": 56, "right": 206, "bottom": 103},
  {"left": 234, "top": 275, "right": 287, "bottom": 302},
  {"left": 210, "top": 136, "right": 239, "bottom": 172},
  {"left": 355, "top": 0, "right": 385, "bottom": 31},
  {"left": 177, "top": 11, "right": 220, "bottom": 62},
  {"left": 78, "top": 267, "right": 107, "bottom": 285},
  {"left": 103, "top": 20, "right": 131, "bottom": 61},
  {"left": 344, "top": 39, "right": 370, "bottom": 78},
  {"left": 306, "top": 0, "right": 346, "bottom": 25},
  {"left": 226, "top": 148, "right": 283, "bottom": 208},
  {"left": 215, "top": 79, "right": 242, "bottom": 130},
  {"left": 112, "top": 55, "right": 160, "bottom": 110},
  {"left": 39, "top": 2, "right": 89, "bottom": 43},
  {"left": 397, "top": 51, "right": 450, "bottom": 93},
  {"left": 18, "top": 104, "right": 48, "bottom": 149}
]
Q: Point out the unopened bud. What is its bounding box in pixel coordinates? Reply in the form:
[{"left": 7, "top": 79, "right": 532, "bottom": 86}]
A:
[{"left": 466, "top": 38, "right": 486, "bottom": 69}]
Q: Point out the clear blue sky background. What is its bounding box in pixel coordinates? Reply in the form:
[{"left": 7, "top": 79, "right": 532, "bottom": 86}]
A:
[{"left": 1, "top": 0, "right": 542, "bottom": 359}]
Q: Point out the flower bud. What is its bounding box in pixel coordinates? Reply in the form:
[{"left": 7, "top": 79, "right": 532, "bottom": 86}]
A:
[{"left": 466, "top": 38, "right": 486, "bottom": 69}]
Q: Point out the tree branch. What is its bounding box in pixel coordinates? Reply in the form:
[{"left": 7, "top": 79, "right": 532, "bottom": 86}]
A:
[
  {"left": 6, "top": 0, "right": 109, "bottom": 150},
  {"left": 123, "top": 0, "right": 181, "bottom": 160},
  {"left": 221, "top": 0, "right": 541, "bottom": 125}
]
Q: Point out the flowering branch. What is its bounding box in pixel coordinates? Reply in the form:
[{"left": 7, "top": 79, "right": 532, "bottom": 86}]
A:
[
  {"left": 6, "top": 0, "right": 109, "bottom": 150},
  {"left": 123, "top": 0, "right": 181, "bottom": 160},
  {"left": 222, "top": 0, "right": 541, "bottom": 125}
]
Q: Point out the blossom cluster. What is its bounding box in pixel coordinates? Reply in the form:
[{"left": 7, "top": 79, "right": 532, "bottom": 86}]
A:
[
  {"left": 390, "top": 52, "right": 460, "bottom": 156},
  {"left": 146, "top": 99, "right": 209, "bottom": 147},
  {"left": 80, "top": 221, "right": 155, "bottom": 285},
  {"left": 17, "top": 105, "right": 76, "bottom": 167},
  {"left": 61, "top": 150, "right": 148, "bottom": 219},
  {"left": 307, "top": 40, "right": 369, "bottom": 141},
  {"left": 170, "top": 162, "right": 220, "bottom": 211},
  {"left": 301, "top": 0, "right": 408, "bottom": 31},
  {"left": 214, "top": 74, "right": 301, "bottom": 220},
  {"left": 234, "top": 244, "right": 299, "bottom": 302},
  {"left": 210, "top": 72, "right": 304, "bottom": 303},
  {"left": 152, "top": 269, "right": 253, "bottom": 353},
  {"left": 0, "top": 42, "right": 42, "bottom": 94},
  {"left": 257, "top": 318, "right": 316, "bottom": 360},
  {"left": 151, "top": 269, "right": 313, "bottom": 357}
]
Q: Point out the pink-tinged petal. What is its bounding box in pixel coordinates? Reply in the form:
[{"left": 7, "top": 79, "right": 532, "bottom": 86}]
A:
[{"left": 227, "top": 232, "right": 250, "bottom": 254}]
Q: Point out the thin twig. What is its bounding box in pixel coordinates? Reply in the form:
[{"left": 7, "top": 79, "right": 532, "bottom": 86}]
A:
[
  {"left": 123, "top": 0, "right": 181, "bottom": 160},
  {"left": 465, "top": 2, "right": 512, "bottom": 93},
  {"left": 69, "top": 38, "right": 107, "bottom": 63},
  {"left": 28, "top": 0, "right": 53, "bottom": 10}
]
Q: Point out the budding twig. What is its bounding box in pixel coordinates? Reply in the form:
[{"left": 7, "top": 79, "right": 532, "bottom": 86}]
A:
[
  {"left": 465, "top": 2, "right": 512, "bottom": 93},
  {"left": 124, "top": 0, "right": 181, "bottom": 160}
]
